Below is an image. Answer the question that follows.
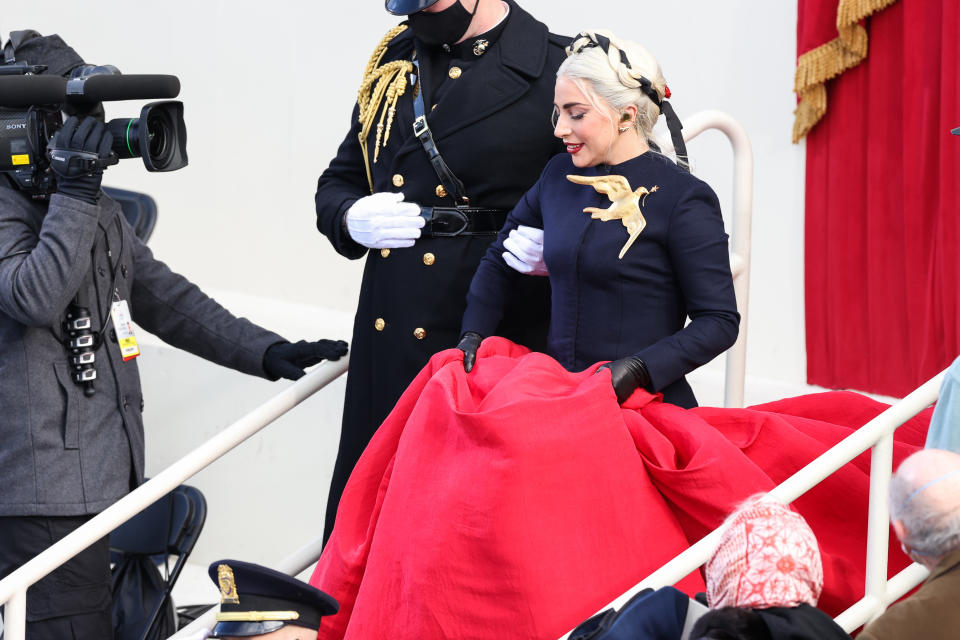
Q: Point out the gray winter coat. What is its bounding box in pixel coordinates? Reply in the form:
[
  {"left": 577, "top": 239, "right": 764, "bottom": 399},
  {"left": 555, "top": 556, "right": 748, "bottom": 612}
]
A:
[{"left": 0, "top": 186, "right": 283, "bottom": 516}]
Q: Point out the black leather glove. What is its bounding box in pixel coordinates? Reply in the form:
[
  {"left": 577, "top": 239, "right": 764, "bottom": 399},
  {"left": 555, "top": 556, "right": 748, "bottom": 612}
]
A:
[
  {"left": 263, "top": 339, "right": 349, "bottom": 381},
  {"left": 598, "top": 356, "right": 653, "bottom": 404},
  {"left": 47, "top": 116, "right": 114, "bottom": 205},
  {"left": 457, "top": 331, "right": 483, "bottom": 373}
]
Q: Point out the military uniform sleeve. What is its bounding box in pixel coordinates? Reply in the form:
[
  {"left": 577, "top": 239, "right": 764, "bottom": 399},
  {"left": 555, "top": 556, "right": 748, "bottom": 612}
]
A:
[
  {"left": 0, "top": 190, "right": 100, "bottom": 327},
  {"left": 634, "top": 181, "right": 740, "bottom": 391},
  {"left": 315, "top": 103, "right": 369, "bottom": 260},
  {"left": 461, "top": 174, "right": 546, "bottom": 338},
  {"left": 128, "top": 229, "right": 285, "bottom": 378}
]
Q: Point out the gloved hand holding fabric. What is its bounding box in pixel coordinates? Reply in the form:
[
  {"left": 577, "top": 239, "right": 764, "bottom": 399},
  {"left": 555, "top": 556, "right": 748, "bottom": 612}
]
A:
[
  {"left": 263, "top": 339, "right": 348, "bottom": 381},
  {"left": 598, "top": 356, "right": 652, "bottom": 403},
  {"left": 456, "top": 331, "right": 482, "bottom": 372},
  {"left": 345, "top": 192, "right": 424, "bottom": 249}
]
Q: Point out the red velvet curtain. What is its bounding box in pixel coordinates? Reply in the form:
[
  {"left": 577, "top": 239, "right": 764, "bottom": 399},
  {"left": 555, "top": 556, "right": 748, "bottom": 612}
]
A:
[{"left": 804, "top": 0, "right": 960, "bottom": 396}]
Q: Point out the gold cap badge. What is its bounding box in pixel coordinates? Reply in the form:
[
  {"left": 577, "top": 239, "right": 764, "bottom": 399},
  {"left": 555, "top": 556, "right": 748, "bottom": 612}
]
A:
[{"left": 218, "top": 564, "right": 240, "bottom": 604}]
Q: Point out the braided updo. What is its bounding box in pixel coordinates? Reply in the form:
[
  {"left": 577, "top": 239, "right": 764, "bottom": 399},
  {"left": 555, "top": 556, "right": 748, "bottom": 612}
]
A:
[{"left": 559, "top": 30, "right": 667, "bottom": 141}]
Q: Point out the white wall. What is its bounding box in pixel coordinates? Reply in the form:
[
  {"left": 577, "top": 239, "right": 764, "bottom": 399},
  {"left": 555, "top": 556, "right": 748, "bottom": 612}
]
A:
[{"left": 2, "top": 0, "right": 809, "bottom": 581}]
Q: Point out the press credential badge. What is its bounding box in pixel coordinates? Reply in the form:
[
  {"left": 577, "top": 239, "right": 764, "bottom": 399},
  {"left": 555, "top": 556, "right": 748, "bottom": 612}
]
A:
[{"left": 110, "top": 300, "right": 140, "bottom": 361}]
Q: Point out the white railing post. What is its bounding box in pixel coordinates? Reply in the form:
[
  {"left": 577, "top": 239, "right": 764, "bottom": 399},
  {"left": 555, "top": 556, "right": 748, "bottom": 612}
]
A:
[
  {"left": 863, "top": 434, "right": 894, "bottom": 621},
  {"left": 655, "top": 110, "right": 754, "bottom": 408},
  {"left": 5, "top": 588, "right": 27, "bottom": 640}
]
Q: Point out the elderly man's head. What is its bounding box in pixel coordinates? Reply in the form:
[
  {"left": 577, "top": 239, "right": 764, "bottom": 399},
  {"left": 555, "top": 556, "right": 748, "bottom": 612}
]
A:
[{"left": 889, "top": 449, "right": 960, "bottom": 567}]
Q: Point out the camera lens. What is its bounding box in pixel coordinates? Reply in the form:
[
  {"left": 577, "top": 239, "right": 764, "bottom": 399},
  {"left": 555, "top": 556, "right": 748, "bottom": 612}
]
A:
[{"left": 105, "top": 101, "right": 187, "bottom": 172}]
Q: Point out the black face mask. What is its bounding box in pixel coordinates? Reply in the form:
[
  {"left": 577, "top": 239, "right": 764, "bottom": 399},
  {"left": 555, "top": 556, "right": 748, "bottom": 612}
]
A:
[{"left": 407, "top": 1, "right": 479, "bottom": 46}]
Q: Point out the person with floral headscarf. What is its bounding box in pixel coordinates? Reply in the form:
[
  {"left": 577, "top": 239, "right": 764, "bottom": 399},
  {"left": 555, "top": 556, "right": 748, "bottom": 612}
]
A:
[{"left": 692, "top": 496, "right": 851, "bottom": 640}]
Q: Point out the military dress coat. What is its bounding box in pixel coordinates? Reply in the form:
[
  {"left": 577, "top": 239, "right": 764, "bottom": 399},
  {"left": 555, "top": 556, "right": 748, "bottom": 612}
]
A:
[
  {"left": 0, "top": 187, "right": 284, "bottom": 516},
  {"left": 315, "top": 1, "right": 568, "bottom": 536},
  {"left": 462, "top": 151, "right": 740, "bottom": 408}
]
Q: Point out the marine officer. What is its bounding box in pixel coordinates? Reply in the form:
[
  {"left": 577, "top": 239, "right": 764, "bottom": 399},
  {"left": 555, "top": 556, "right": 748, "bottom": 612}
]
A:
[{"left": 314, "top": 0, "right": 568, "bottom": 540}]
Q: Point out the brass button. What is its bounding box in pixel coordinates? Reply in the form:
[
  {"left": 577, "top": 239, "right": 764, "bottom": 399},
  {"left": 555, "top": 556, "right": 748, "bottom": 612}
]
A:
[
  {"left": 423, "top": 252, "right": 436, "bottom": 266},
  {"left": 374, "top": 318, "right": 386, "bottom": 331},
  {"left": 380, "top": 248, "right": 391, "bottom": 258},
  {"left": 448, "top": 66, "right": 462, "bottom": 79},
  {"left": 435, "top": 184, "right": 447, "bottom": 198},
  {"left": 431, "top": 104, "right": 438, "bottom": 112},
  {"left": 392, "top": 174, "right": 404, "bottom": 188},
  {"left": 413, "top": 327, "right": 427, "bottom": 340}
]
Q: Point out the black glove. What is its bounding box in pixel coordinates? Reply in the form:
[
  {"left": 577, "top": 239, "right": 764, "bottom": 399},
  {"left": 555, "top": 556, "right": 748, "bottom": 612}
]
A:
[
  {"left": 263, "top": 339, "right": 349, "bottom": 381},
  {"left": 47, "top": 116, "right": 115, "bottom": 205},
  {"left": 457, "top": 331, "right": 483, "bottom": 373},
  {"left": 598, "top": 356, "right": 653, "bottom": 404}
]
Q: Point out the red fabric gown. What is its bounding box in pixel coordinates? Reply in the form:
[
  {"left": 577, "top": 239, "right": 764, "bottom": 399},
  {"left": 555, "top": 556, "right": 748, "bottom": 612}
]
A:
[{"left": 310, "top": 338, "right": 929, "bottom": 640}]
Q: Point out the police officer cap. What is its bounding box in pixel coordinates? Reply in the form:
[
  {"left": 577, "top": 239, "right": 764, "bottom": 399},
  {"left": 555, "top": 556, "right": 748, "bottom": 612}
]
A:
[
  {"left": 208, "top": 559, "right": 339, "bottom": 638},
  {"left": 385, "top": 0, "right": 441, "bottom": 16}
]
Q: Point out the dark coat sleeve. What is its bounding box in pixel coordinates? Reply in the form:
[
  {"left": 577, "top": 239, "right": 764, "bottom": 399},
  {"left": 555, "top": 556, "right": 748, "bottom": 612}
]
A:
[
  {"left": 128, "top": 231, "right": 285, "bottom": 379},
  {"left": 315, "top": 103, "right": 370, "bottom": 260},
  {"left": 635, "top": 182, "right": 740, "bottom": 390},
  {"left": 0, "top": 191, "right": 100, "bottom": 327},
  {"left": 461, "top": 172, "right": 546, "bottom": 338}
]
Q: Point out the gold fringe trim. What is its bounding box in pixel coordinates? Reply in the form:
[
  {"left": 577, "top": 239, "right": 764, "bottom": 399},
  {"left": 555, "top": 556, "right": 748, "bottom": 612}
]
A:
[
  {"left": 357, "top": 25, "right": 415, "bottom": 192},
  {"left": 792, "top": 0, "right": 898, "bottom": 142}
]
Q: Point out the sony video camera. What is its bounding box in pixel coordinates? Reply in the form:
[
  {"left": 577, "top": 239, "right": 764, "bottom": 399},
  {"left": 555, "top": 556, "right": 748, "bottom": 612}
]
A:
[{"left": 0, "top": 51, "right": 188, "bottom": 196}]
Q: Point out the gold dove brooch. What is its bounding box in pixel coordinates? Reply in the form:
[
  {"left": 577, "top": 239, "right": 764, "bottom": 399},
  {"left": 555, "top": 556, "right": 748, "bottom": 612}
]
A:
[{"left": 567, "top": 174, "right": 658, "bottom": 259}]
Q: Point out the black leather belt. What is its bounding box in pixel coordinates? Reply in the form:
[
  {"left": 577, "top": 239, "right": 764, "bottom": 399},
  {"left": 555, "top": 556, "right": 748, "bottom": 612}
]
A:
[{"left": 419, "top": 207, "right": 507, "bottom": 237}]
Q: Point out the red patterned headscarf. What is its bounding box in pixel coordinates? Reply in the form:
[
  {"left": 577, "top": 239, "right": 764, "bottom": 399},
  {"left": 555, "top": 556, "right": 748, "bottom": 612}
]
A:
[{"left": 706, "top": 500, "right": 823, "bottom": 609}]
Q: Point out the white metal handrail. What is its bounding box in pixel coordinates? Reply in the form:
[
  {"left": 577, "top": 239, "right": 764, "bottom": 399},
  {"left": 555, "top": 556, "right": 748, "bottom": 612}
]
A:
[
  {"left": 0, "top": 356, "right": 349, "bottom": 640},
  {"left": 559, "top": 368, "right": 946, "bottom": 639},
  {"left": 655, "top": 110, "right": 754, "bottom": 409}
]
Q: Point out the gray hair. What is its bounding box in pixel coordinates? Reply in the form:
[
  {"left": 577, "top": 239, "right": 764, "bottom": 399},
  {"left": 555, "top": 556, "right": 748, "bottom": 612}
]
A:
[
  {"left": 558, "top": 29, "right": 666, "bottom": 142},
  {"left": 890, "top": 461, "right": 960, "bottom": 558}
]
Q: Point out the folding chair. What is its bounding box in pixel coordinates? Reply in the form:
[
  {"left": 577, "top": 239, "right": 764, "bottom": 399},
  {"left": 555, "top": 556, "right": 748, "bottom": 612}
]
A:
[
  {"left": 102, "top": 186, "right": 159, "bottom": 243},
  {"left": 110, "top": 484, "right": 207, "bottom": 640}
]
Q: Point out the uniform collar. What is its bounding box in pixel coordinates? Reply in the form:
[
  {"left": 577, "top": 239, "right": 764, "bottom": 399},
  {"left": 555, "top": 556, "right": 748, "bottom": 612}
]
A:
[
  {"left": 442, "top": 2, "right": 510, "bottom": 59},
  {"left": 497, "top": 0, "right": 548, "bottom": 78}
]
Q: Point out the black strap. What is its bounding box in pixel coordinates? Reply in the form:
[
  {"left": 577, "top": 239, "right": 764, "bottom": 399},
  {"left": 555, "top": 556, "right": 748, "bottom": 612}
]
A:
[
  {"left": 659, "top": 100, "right": 689, "bottom": 172},
  {"left": 411, "top": 59, "right": 470, "bottom": 206}
]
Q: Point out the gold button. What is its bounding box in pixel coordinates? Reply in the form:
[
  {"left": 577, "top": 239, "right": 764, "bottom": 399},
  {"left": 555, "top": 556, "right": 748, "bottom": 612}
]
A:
[
  {"left": 374, "top": 318, "right": 386, "bottom": 331},
  {"left": 423, "top": 252, "right": 436, "bottom": 266},
  {"left": 380, "top": 248, "right": 390, "bottom": 258},
  {"left": 392, "top": 174, "right": 404, "bottom": 188},
  {"left": 448, "top": 66, "right": 462, "bottom": 79},
  {"left": 413, "top": 327, "right": 427, "bottom": 340},
  {"left": 431, "top": 104, "right": 438, "bottom": 112},
  {"left": 435, "top": 184, "right": 448, "bottom": 198}
]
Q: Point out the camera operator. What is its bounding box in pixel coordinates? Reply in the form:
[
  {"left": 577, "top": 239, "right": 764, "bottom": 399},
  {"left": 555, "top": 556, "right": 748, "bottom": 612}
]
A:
[{"left": 0, "top": 32, "right": 347, "bottom": 638}]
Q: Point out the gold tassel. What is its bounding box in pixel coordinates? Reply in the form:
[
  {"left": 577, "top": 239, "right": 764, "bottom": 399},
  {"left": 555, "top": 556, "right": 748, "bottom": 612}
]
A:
[
  {"left": 356, "top": 25, "right": 414, "bottom": 191},
  {"left": 792, "top": 0, "right": 899, "bottom": 142}
]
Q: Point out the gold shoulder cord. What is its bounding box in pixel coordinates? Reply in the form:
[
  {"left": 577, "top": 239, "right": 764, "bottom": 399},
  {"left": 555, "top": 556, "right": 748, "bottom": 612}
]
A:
[{"left": 357, "top": 25, "right": 415, "bottom": 193}]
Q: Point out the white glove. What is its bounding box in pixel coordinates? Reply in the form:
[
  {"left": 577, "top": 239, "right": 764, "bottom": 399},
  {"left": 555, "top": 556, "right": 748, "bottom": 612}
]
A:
[
  {"left": 502, "top": 225, "right": 548, "bottom": 276},
  {"left": 345, "top": 192, "right": 424, "bottom": 249},
  {"left": 180, "top": 630, "right": 211, "bottom": 640}
]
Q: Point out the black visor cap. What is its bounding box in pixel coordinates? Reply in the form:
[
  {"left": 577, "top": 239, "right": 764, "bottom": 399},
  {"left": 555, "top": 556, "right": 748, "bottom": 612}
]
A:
[{"left": 385, "top": 0, "right": 442, "bottom": 16}]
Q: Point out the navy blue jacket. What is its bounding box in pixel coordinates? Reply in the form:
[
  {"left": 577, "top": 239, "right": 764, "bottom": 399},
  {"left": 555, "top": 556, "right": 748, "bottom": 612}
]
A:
[{"left": 463, "top": 151, "right": 740, "bottom": 408}]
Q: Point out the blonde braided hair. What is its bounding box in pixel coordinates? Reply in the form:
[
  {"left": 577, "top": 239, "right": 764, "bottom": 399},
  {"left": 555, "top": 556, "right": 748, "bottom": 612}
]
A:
[
  {"left": 357, "top": 25, "right": 414, "bottom": 193},
  {"left": 561, "top": 30, "right": 667, "bottom": 140}
]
